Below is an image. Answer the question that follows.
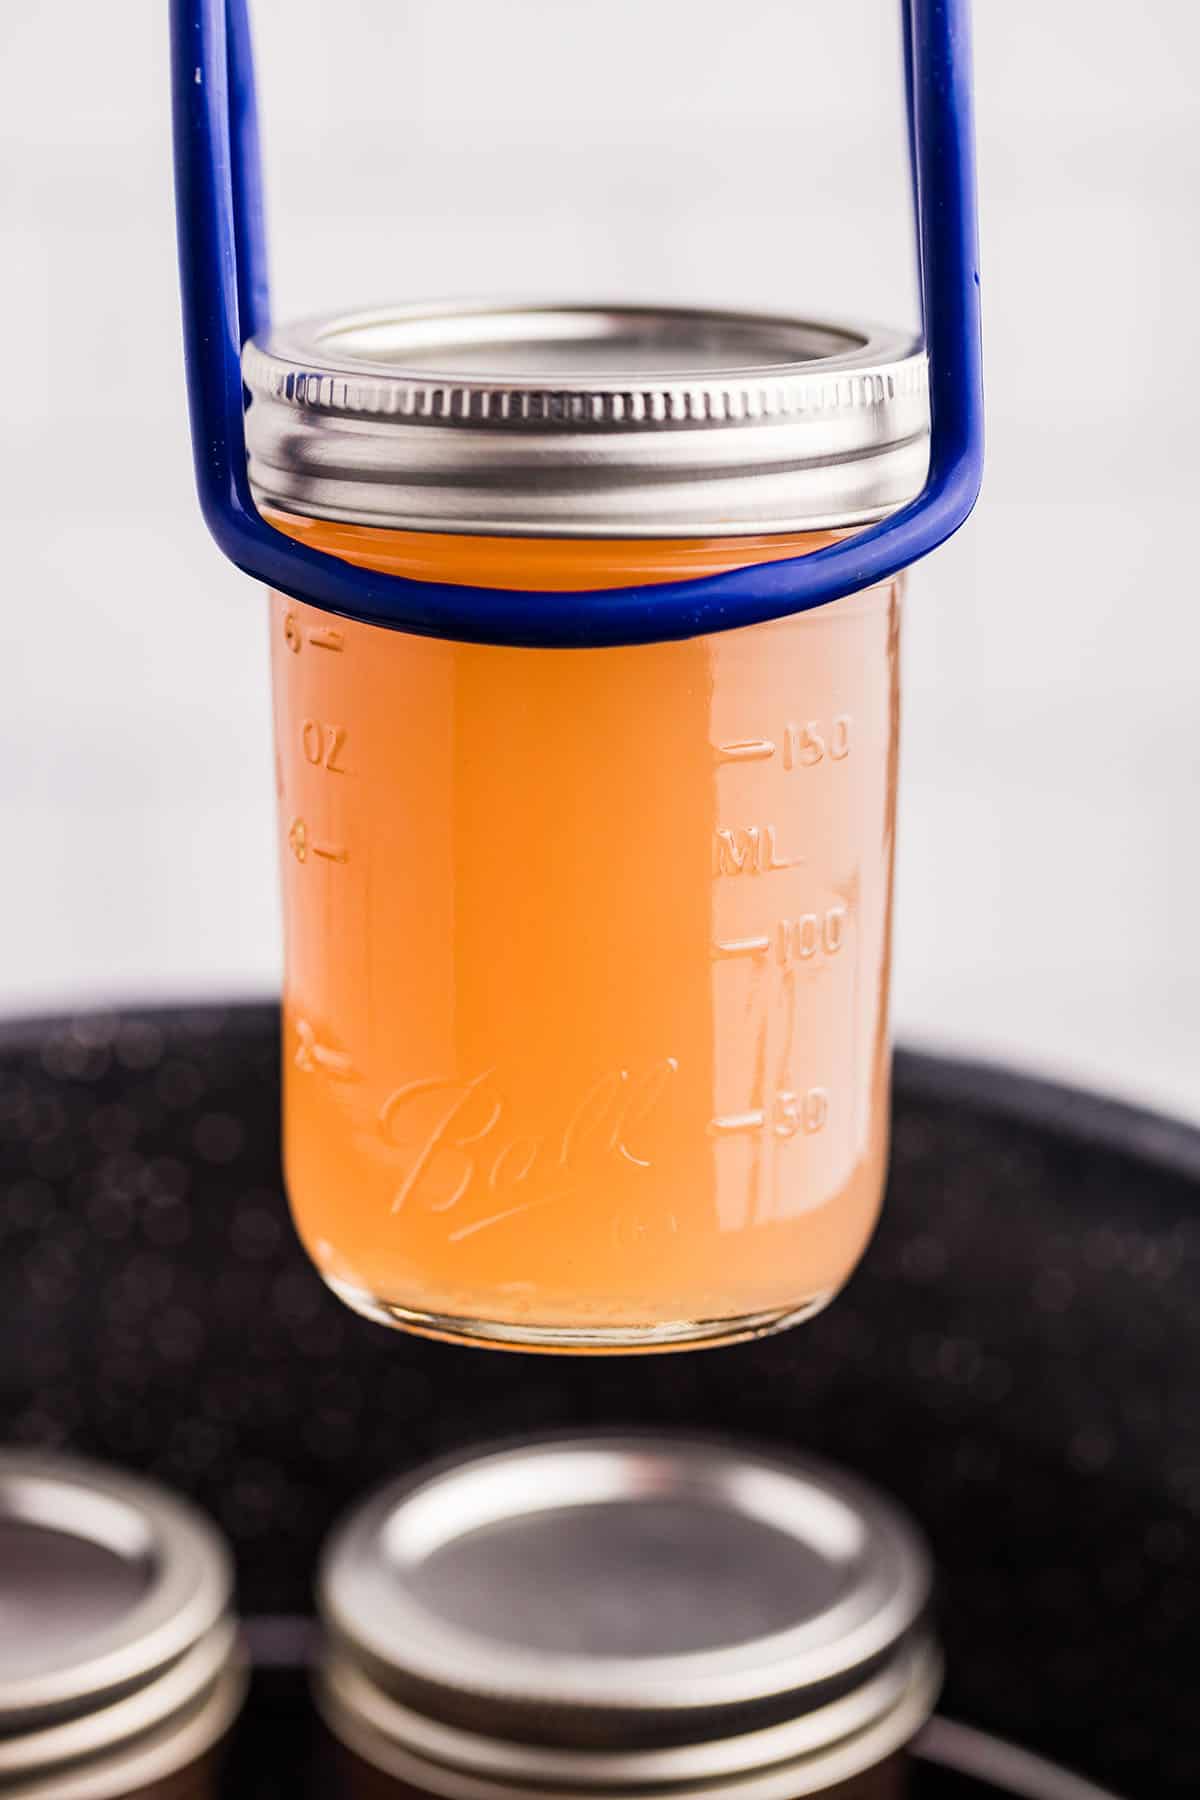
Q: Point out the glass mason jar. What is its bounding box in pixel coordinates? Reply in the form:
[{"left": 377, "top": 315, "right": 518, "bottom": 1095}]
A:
[
  {"left": 315, "top": 1435, "right": 938, "bottom": 1800},
  {"left": 243, "top": 303, "right": 930, "bottom": 1352}
]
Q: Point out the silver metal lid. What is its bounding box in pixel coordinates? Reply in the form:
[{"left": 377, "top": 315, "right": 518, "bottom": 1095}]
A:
[
  {"left": 0, "top": 1452, "right": 243, "bottom": 1797},
  {"left": 243, "top": 301, "right": 930, "bottom": 538},
  {"left": 318, "top": 1435, "right": 938, "bottom": 1799}
]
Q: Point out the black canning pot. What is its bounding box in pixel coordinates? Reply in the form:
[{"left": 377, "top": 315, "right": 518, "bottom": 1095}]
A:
[{"left": 2, "top": 1004, "right": 1198, "bottom": 1800}]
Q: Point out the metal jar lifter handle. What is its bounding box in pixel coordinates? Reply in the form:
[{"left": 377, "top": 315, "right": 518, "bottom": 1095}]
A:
[{"left": 169, "top": 0, "right": 984, "bottom": 650}]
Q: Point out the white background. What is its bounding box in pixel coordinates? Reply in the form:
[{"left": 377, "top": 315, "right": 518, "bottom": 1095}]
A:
[{"left": 1, "top": 3, "right": 1197, "bottom": 1120}]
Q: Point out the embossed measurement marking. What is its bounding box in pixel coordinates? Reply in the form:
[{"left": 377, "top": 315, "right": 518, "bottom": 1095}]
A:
[
  {"left": 713, "top": 718, "right": 853, "bottom": 769},
  {"left": 712, "top": 935, "right": 772, "bottom": 960},
  {"left": 773, "top": 1087, "right": 829, "bottom": 1137},
  {"left": 777, "top": 906, "right": 846, "bottom": 966},
  {"left": 709, "top": 1088, "right": 829, "bottom": 1138},
  {"left": 713, "top": 909, "right": 846, "bottom": 964},
  {"left": 302, "top": 719, "right": 348, "bottom": 772},
  {"left": 708, "top": 1109, "right": 767, "bottom": 1135},
  {"left": 783, "top": 717, "right": 851, "bottom": 768},
  {"left": 714, "top": 738, "right": 776, "bottom": 765},
  {"left": 288, "top": 818, "right": 348, "bottom": 864},
  {"left": 713, "top": 826, "right": 802, "bottom": 876},
  {"left": 284, "top": 615, "right": 345, "bottom": 655}
]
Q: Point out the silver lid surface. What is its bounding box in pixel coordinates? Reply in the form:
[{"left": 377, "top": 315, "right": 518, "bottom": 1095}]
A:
[
  {"left": 0, "top": 1452, "right": 242, "bottom": 1795},
  {"left": 319, "top": 1434, "right": 937, "bottom": 1797},
  {"left": 243, "top": 301, "right": 929, "bottom": 539}
]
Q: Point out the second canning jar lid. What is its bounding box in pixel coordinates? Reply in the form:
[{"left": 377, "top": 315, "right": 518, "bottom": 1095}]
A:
[
  {"left": 242, "top": 301, "right": 930, "bottom": 539},
  {"left": 318, "top": 1434, "right": 939, "bottom": 1799}
]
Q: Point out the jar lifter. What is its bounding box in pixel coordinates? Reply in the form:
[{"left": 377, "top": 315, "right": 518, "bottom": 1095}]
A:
[{"left": 170, "top": 0, "right": 982, "bottom": 649}]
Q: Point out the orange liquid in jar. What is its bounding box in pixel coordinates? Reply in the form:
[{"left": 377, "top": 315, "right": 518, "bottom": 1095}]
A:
[{"left": 269, "top": 517, "right": 900, "bottom": 1350}]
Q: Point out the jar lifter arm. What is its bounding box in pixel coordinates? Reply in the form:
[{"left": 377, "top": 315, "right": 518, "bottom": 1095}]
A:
[{"left": 170, "top": 0, "right": 983, "bottom": 649}]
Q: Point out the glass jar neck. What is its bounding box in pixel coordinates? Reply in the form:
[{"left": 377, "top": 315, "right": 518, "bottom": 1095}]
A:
[{"left": 263, "top": 509, "right": 842, "bottom": 594}]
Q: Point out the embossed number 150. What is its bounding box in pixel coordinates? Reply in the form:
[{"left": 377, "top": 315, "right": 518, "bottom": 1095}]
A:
[{"left": 784, "top": 717, "right": 851, "bottom": 768}]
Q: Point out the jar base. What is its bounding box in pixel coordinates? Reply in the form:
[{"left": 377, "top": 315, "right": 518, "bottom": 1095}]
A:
[{"left": 322, "top": 1278, "right": 835, "bottom": 1354}]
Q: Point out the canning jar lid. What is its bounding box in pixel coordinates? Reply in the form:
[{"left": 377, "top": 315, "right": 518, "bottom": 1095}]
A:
[
  {"left": 0, "top": 1451, "right": 244, "bottom": 1800},
  {"left": 318, "top": 1434, "right": 939, "bottom": 1800},
  {"left": 242, "top": 301, "right": 930, "bottom": 539}
]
